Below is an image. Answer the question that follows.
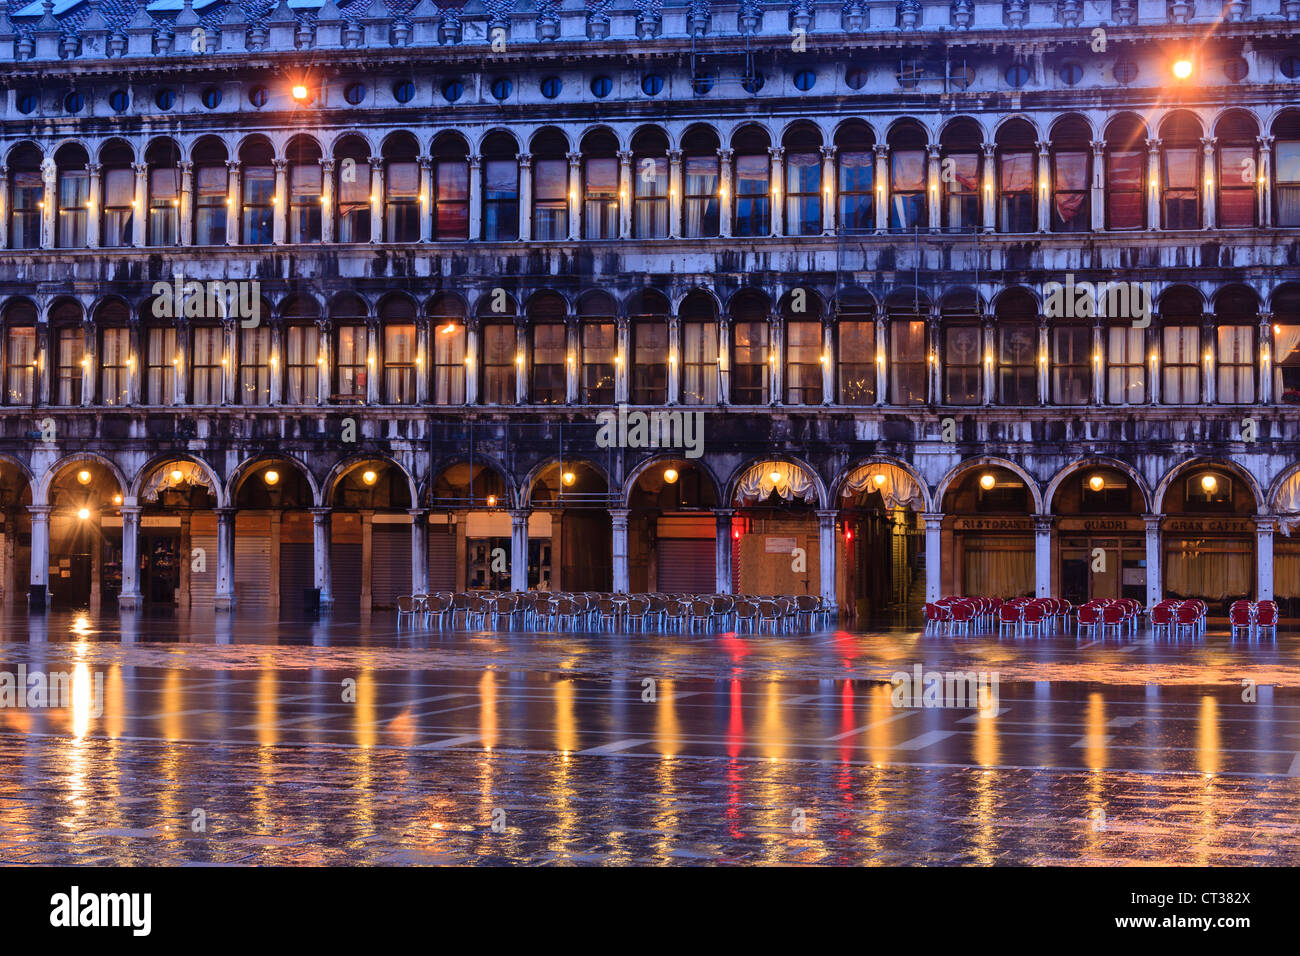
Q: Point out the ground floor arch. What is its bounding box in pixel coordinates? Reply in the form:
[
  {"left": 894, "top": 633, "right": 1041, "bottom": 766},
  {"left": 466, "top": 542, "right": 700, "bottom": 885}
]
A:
[{"left": 837, "top": 461, "right": 927, "bottom": 622}]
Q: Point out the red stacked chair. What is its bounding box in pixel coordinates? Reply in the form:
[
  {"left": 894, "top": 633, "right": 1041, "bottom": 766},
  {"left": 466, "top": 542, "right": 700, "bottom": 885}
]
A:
[
  {"left": 1256, "top": 600, "right": 1279, "bottom": 637},
  {"left": 1150, "top": 601, "right": 1175, "bottom": 638}
]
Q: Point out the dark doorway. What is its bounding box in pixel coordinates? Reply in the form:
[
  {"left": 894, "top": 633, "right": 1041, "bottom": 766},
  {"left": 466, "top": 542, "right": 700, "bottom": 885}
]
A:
[{"left": 143, "top": 532, "right": 181, "bottom": 605}]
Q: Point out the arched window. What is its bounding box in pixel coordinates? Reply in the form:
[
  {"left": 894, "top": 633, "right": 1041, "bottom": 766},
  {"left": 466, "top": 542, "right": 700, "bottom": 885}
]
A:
[
  {"left": 432, "top": 134, "right": 470, "bottom": 240},
  {"left": 99, "top": 140, "right": 135, "bottom": 248},
  {"left": 143, "top": 299, "right": 176, "bottom": 406},
  {"left": 1105, "top": 115, "right": 1146, "bottom": 230},
  {"left": 1272, "top": 111, "right": 1300, "bottom": 227},
  {"left": 1, "top": 299, "right": 37, "bottom": 405},
  {"left": 428, "top": 294, "right": 466, "bottom": 405},
  {"left": 331, "top": 293, "right": 368, "bottom": 401},
  {"left": 996, "top": 119, "right": 1036, "bottom": 233},
  {"left": 282, "top": 295, "right": 320, "bottom": 406},
  {"left": 55, "top": 143, "right": 89, "bottom": 248},
  {"left": 95, "top": 299, "right": 130, "bottom": 406},
  {"left": 631, "top": 128, "right": 669, "bottom": 239},
  {"left": 383, "top": 133, "right": 421, "bottom": 243},
  {"left": 1051, "top": 317, "right": 1091, "bottom": 405},
  {"left": 146, "top": 138, "right": 181, "bottom": 246},
  {"left": 1160, "top": 112, "right": 1202, "bottom": 230},
  {"left": 239, "top": 298, "right": 273, "bottom": 406},
  {"left": 1214, "top": 287, "right": 1257, "bottom": 404},
  {"left": 732, "top": 126, "right": 771, "bottom": 238},
  {"left": 481, "top": 132, "right": 519, "bottom": 242},
  {"left": 1216, "top": 111, "right": 1258, "bottom": 229},
  {"left": 7, "top": 145, "right": 42, "bottom": 249},
  {"left": 334, "top": 136, "right": 371, "bottom": 243},
  {"left": 682, "top": 126, "right": 720, "bottom": 238},
  {"left": 529, "top": 293, "right": 567, "bottom": 404},
  {"left": 190, "top": 320, "right": 223, "bottom": 405},
  {"left": 940, "top": 119, "right": 981, "bottom": 232},
  {"left": 680, "top": 292, "right": 718, "bottom": 405},
  {"left": 1159, "top": 288, "right": 1203, "bottom": 404},
  {"left": 729, "top": 291, "right": 770, "bottom": 404},
  {"left": 941, "top": 292, "right": 981, "bottom": 405},
  {"left": 783, "top": 291, "right": 823, "bottom": 404},
  {"left": 995, "top": 290, "right": 1037, "bottom": 405},
  {"left": 887, "top": 122, "right": 927, "bottom": 231},
  {"left": 192, "top": 137, "right": 228, "bottom": 245},
  {"left": 1272, "top": 285, "right": 1300, "bottom": 400},
  {"left": 581, "top": 130, "right": 619, "bottom": 240},
  {"left": 286, "top": 136, "right": 322, "bottom": 244},
  {"left": 51, "top": 300, "right": 84, "bottom": 406},
  {"left": 835, "top": 121, "right": 875, "bottom": 233},
  {"left": 380, "top": 295, "right": 418, "bottom": 404},
  {"left": 578, "top": 291, "right": 617, "bottom": 404},
  {"left": 836, "top": 290, "right": 875, "bottom": 405},
  {"left": 479, "top": 295, "right": 518, "bottom": 406},
  {"left": 531, "top": 129, "right": 569, "bottom": 241},
  {"left": 240, "top": 137, "right": 274, "bottom": 245},
  {"left": 887, "top": 291, "right": 928, "bottom": 405},
  {"left": 783, "top": 123, "right": 822, "bottom": 236},
  {"left": 1049, "top": 116, "right": 1090, "bottom": 233},
  {"left": 628, "top": 290, "right": 668, "bottom": 405}
]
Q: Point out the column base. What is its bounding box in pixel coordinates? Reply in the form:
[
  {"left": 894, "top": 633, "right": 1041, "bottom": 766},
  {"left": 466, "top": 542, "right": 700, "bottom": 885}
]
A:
[
  {"left": 117, "top": 592, "right": 143, "bottom": 611},
  {"left": 214, "top": 594, "right": 236, "bottom": 611}
]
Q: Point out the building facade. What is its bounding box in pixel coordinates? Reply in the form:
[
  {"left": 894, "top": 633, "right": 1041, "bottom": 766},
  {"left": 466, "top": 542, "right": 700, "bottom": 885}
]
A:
[{"left": 0, "top": 0, "right": 1299, "bottom": 618}]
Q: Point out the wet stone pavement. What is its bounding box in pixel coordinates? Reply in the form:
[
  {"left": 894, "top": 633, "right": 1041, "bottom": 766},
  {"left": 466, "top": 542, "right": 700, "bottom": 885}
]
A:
[{"left": 2, "top": 609, "right": 1300, "bottom": 865}]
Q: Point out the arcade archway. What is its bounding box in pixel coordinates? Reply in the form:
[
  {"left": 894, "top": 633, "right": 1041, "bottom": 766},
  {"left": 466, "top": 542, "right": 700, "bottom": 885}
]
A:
[
  {"left": 940, "top": 463, "right": 1036, "bottom": 598},
  {"left": 730, "top": 459, "right": 823, "bottom": 596},
  {"left": 626, "top": 457, "right": 719, "bottom": 593},
  {"left": 837, "top": 461, "right": 926, "bottom": 621}
]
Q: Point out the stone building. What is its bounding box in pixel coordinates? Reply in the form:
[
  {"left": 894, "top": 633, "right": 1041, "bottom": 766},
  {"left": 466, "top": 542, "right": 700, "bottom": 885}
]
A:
[{"left": 0, "top": 0, "right": 1298, "bottom": 619}]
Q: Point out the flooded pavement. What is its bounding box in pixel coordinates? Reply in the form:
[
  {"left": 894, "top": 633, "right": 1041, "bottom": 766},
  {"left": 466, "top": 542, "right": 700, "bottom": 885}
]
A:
[{"left": 2, "top": 609, "right": 1299, "bottom": 864}]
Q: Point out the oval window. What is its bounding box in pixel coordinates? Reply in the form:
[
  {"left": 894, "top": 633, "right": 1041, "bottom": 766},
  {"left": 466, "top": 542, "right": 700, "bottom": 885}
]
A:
[
  {"left": 793, "top": 70, "right": 816, "bottom": 91},
  {"left": 1059, "top": 62, "right": 1084, "bottom": 86},
  {"left": 491, "top": 77, "right": 512, "bottom": 101},
  {"left": 590, "top": 75, "right": 613, "bottom": 98},
  {"left": 692, "top": 73, "right": 715, "bottom": 96},
  {"left": 64, "top": 91, "right": 85, "bottom": 114},
  {"left": 1113, "top": 60, "right": 1139, "bottom": 84},
  {"left": 393, "top": 81, "right": 415, "bottom": 103},
  {"left": 201, "top": 87, "right": 222, "bottom": 109},
  {"left": 1280, "top": 55, "right": 1300, "bottom": 79},
  {"left": 846, "top": 66, "right": 868, "bottom": 90},
  {"left": 344, "top": 83, "right": 366, "bottom": 105},
  {"left": 109, "top": 90, "right": 129, "bottom": 113},
  {"left": 248, "top": 86, "right": 269, "bottom": 108},
  {"left": 1005, "top": 64, "right": 1029, "bottom": 88},
  {"left": 156, "top": 89, "right": 176, "bottom": 110},
  {"left": 443, "top": 79, "right": 464, "bottom": 103},
  {"left": 641, "top": 74, "right": 664, "bottom": 96},
  {"left": 540, "top": 76, "right": 562, "bottom": 99}
]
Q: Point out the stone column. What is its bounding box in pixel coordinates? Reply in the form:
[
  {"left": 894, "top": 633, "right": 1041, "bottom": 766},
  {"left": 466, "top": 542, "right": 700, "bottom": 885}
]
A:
[
  {"left": 418, "top": 156, "right": 433, "bottom": 242},
  {"left": 509, "top": 509, "right": 529, "bottom": 592},
  {"left": 876, "top": 315, "right": 888, "bottom": 403},
  {"left": 615, "top": 319, "right": 630, "bottom": 403},
  {"left": 369, "top": 157, "right": 384, "bottom": 243},
  {"left": 86, "top": 163, "right": 102, "bottom": 248},
  {"left": 0, "top": 163, "right": 9, "bottom": 249},
  {"left": 465, "top": 322, "right": 480, "bottom": 404},
  {"left": 1036, "top": 140, "right": 1051, "bottom": 232},
  {"left": 1260, "top": 312, "right": 1274, "bottom": 404},
  {"left": 717, "top": 317, "right": 731, "bottom": 405},
  {"left": 1201, "top": 137, "right": 1217, "bottom": 230},
  {"left": 822, "top": 320, "right": 834, "bottom": 403},
  {"left": 769, "top": 146, "right": 785, "bottom": 236},
  {"left": 1092, "top": 321, "right": 1105, "bottom": 405},
  {"left": 1256, "top": 516, "right": 1276, "bottom": 601},
  {"left": 610, "top": 508, "right": 629, "bottom": 593},
  {"left": 119, "top": 502, "right": 142, "bottom": 609},
  {"left": 768, "top": 311, "right": 782, "bottom": 405},
  {"left": 319, "top": 158, "right": 336, "bottom": 242},
  {"left": 1257, "top": 135, "right": 1274, "bottom": 229},
  {"left": 816, "top": 509, "right": 837, "bottom": 610},
  {"left": 567, "top": 151, "right": 582, "bottom": 240},
  {"left": 718, "top": 148, "right": 734, "bottom": 238},
  {"left": 215, "top": 508, "right": 236, "bottom": 610},
  {"left": 667, "top": 313, "right": 680, "bottom": 404},
  {"left": 565, "top": 321, "right": 579, "bottom": 404},
  {"left": 28, "top": 505, "right": 50, "bottom": 605},
  {"left": 1038, "top": 318, "right": 1050, "bottom": 404},
  {"left": 982, "top": 320, "right": 994, "bottom": 405},
  {"left": 668, "top": 149, "right": 683, "bottom": 238},
  {"left": 468, "top": 154, "right": 483, "bottom": 239},
  {"left": 921, "top": 512, "right": 943, "bottom": 603},
  {"left": 1034, "top": 515, "right": 1053, "bottom": 597},
  {"left": 515, "top": 322, "right": 528, "bottom": 404},
  {"left": 1089, "top": 141, "right": 1105, "bottom": 231},
  {"left": 131, "top": 161, "right": 147, "bottom": 247},
  {"left": 81, "top": 322, "right": 95, "bottom": 406},
  {"left": 979, "top": 143, "right": 996, "bottom": 232},
  {"left": 618, "top": 149, "right": 633, "bottom": 238},
  {"left": 272, "top": 158, "right": 288, "bottom": 245},
  {"left": 225, "top": 161, "right": 241, "bottom": 245},
  {"left": 820, "top": 145, "right": 837, "bottom": 235},
  {"left": 874, "top": 145, "right": 889, "bottom": 232},
  {"left": 366, "top": 323, "right": 379, "bottom": 404},
  {"left": 311, "top": 507, "right": 333, "bottom": 606},
  {"left": 316, "top": 320, "right": 331, "bottom": 405},
  {"left": 178, "top": 161, "right": 194, "bottom": 246},
  {"left": 1145, "top": 137, "right": 1162, "bottom": 230},
  {"left": 1143, "top": 514, "right": 1162, "bottom": 608},
  {"left": 926, "top": 143, "right": 941, "bottom": 231},
  {"left": 517, "top": 153, "right": 533, "bottom": 242},
  {"left": 41, "top": 160, "right": 56, "bottom": 249},
  {"left": 409, "top": 510, "right": 428, "bottom": 595},
  {"left": 714, "top": 508, "right": 734, "bottom": 594}
]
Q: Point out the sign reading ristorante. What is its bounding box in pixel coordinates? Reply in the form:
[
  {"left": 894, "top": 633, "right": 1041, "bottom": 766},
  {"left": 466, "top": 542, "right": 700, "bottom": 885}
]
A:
[{"left": 952, "top": 517, "right": 1035, "bottom": 532}]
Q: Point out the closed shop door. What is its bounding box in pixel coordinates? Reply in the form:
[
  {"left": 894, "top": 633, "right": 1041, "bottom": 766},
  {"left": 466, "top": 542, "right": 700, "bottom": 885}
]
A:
[
  {"left": 331, "top": 542, "right": 363, "bottom": 617},
  {"left": 190, "top": 533, "right": 217, "bottom": 609},
  {"left": 657, "top": 539, "right": 715, "bottom": 593},
  {"left": 427, "top": 524, "right": 456, "bottom": 592},
  {"left": 371, "top": 524, "right": 410, "bottom": 609},
  {"left": 279, "top": 542, "right": 314, "bottom": 617},
  {"left": 234, "top": 516, "right": 272, "bottom": 611}
]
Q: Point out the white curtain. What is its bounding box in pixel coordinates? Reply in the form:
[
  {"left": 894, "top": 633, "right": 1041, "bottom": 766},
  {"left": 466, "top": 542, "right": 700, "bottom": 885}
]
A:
[
  {"left": 735, "top": 461, "right": 817, "bottom": 505},
  {"left": 962, "top": 544, "right": 1034, "bottom": 597},
  {"left": 141, "top": 461, "right": 213, "bottom": 502},
  {"left": 1164, "top": 543, "right": 1252, "bottom": 600},
  {"left": 1275, "top": 470, "right": 1300, "bottom": 535},
  {"left": 840, "top": 464, "right": 925, "bottom": 511}
]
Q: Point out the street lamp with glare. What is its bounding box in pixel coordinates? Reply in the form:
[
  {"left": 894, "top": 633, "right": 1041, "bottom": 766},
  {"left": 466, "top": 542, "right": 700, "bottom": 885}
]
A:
[
  {"left": 1173, "top": 59, "right": 1193, "bottom": 80},
  {"left": 292, "top": 85, "right": 309, "bottom": 101}
]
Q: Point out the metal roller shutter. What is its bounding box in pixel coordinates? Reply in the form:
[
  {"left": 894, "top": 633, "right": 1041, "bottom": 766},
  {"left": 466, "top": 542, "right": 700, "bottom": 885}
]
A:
[
  {"left": 234, "top": 529, "right": 272, "bottom": 611},
  {"left": 371, "top": 524, "right": 410, "bottom": 609},
  {"left": 427, "top": 525, "right": 456, "bottom": 592},
  {"left": 279, "top": 541, "right": 314, "bottom": 618},
  {"left": 330, "top": 542, "right": 362, "bottom": 618},
  {"left": 657, "top": 539, "right": 715, "bottom": 594},
  {"left": 190, "top": 533, "right": 217, "bottom": 610}
]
